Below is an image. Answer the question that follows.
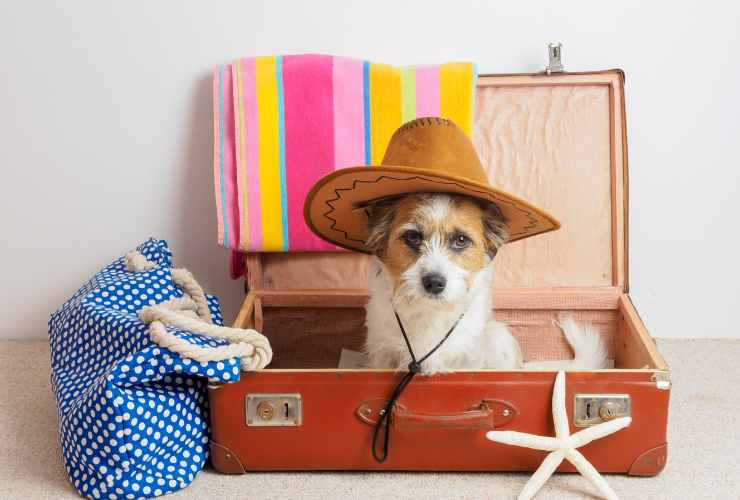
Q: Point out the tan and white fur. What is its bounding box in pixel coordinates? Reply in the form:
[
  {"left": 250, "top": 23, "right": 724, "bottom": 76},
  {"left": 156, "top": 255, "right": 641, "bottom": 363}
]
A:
[{"left": 363, "top": 193, "right": 607, "bottom": 374}]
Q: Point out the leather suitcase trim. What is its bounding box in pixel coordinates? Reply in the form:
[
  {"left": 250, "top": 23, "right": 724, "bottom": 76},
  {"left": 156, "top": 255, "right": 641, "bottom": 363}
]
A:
[
  {"left": 627, "top": 443, "right": 668, "bottom": 476},
  {"left": 210, "top": 440, "right": 247, "bottom": 474}
]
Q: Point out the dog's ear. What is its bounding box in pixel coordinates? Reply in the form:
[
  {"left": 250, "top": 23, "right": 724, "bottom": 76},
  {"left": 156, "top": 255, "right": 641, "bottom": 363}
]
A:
[
  {"left": 359, "top": 196, "right": 401, "bottom": 256},
  {"left": 478, "top": 201, "right": 508, "bottom": 259}
]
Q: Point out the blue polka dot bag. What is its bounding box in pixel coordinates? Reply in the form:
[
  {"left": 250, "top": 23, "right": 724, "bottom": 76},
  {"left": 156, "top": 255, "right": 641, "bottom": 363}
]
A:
[{"left": 48, "top": 239, "right": 271, "bottom": 499}]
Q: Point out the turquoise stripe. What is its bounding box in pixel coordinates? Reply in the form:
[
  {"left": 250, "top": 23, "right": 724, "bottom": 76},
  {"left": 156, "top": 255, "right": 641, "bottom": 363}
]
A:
[
  {"left": 362, "top": 60, "right": 371, "bottom": 165},
  {"left": 218, "top": 66, "right": 229, "bottom": 248},
  {"left": 275, "top": 56, "right": 289, "bottom": 250}
]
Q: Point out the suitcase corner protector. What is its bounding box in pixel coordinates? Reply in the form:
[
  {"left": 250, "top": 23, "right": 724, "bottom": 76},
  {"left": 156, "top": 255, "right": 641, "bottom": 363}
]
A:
[
  {"left": 210, "top": 440, "right": 247, "bottom": 474},
  {"left": 627, "top": 443, "right": 668, "bottom": 476}
]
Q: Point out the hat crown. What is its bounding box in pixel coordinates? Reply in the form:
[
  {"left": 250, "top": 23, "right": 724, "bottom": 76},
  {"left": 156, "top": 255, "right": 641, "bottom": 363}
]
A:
[
  {"left": 304, "top": 116, "right": 559, "bottom": 253},
  {"left": 381, "top": 117, "right": 488, "bottom": 184}
]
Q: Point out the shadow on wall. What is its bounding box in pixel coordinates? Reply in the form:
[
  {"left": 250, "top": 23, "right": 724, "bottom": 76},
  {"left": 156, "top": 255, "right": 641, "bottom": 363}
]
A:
[{"left": 171, "top": 71, "right": 243, "bottom": 324}]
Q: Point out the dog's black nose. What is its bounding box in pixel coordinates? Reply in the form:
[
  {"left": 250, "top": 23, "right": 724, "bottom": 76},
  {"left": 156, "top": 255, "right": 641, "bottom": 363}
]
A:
[{"left": 422, "top": 273, "right": 447, "bottom": 295}]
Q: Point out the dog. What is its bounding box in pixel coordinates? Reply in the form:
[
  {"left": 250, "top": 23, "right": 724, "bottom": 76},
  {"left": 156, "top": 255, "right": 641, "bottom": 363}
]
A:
[{"left": 362, "top": 192, "right": 608, "bottom": 374}]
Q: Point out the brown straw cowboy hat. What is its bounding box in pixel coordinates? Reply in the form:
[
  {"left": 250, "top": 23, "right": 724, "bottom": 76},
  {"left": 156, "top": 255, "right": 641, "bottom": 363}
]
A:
[{"left": 304, "top": 117, "right": 560, "bottom": 253}]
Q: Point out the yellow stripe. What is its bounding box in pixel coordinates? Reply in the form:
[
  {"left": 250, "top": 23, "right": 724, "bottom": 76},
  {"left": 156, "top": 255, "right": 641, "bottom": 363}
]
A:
[
  {"left": 255, "top": 56, "right": 284, "bottom": 251},
  {"left": 439, "top": 63, "right": 474, "bottom": 137},
  {"left": 369, "top": 63, "right": 401, "bottom": 164},
  {"left": 235, "top": 60, "right": 249, "bottom": 250}
]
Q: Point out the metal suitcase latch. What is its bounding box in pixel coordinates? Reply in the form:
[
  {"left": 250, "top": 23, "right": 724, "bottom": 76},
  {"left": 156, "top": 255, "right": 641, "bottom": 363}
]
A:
[
  {"left": 573, "top": 394, "right": 631, "bottom": 427},
  {"left": 246, "top": 393, "right": 302, "bottom": 427},
  {"left": 545, "top": 42, "right": 564, "bottom": 74}
]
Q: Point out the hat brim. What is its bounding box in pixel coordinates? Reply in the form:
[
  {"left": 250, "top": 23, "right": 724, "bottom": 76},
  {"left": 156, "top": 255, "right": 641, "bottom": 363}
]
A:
[{"left": 304, "top": 165, "right": 560, "bottom": 253}]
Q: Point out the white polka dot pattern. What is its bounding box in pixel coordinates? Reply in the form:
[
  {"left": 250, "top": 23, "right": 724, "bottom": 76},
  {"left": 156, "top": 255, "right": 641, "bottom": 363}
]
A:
[{"left": 49, "top": 239, "right": 238, "bottom": 499}]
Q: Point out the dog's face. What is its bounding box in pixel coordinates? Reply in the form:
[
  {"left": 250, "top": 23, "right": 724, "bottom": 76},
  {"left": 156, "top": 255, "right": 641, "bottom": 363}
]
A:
[{"left": 364, "top": 193, "right": 508, "bottom": 306}]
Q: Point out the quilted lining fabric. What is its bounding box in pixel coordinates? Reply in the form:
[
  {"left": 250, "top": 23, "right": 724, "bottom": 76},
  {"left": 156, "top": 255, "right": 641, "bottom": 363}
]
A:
[{"left": 48, "top": 239, "right": 240, "bottom": 499}]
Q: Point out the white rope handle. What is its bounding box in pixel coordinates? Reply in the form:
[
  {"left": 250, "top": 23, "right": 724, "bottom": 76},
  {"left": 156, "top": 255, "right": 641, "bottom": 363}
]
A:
[{"left": 125, "top": 250, "right": 272, "bottom": 371}]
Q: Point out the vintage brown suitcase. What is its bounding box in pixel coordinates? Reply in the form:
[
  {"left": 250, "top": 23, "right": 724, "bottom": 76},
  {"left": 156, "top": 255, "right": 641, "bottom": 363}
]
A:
[{"left": 208, "top": 68, "right": 670, "bottom": 476}]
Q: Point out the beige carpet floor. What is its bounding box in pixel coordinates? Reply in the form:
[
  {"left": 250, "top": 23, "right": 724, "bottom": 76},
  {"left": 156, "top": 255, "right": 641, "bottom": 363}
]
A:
[{"left": 1, "top": 339, "right": 739, "bottom": 499}]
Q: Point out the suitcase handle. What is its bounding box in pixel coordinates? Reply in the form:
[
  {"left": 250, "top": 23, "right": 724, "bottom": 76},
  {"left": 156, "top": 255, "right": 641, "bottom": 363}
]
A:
[{"left": 356, "top": 399, "right": 517, "bottom": 430}]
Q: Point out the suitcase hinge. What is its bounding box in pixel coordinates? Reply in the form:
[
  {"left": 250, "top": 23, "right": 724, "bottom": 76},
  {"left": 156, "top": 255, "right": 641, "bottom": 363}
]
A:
[
  {"left": 545, "top": 42, "right": 564, "bottom": 74},
  {"left": 651, "top": 371, "right": 671, "bottom": 390}
]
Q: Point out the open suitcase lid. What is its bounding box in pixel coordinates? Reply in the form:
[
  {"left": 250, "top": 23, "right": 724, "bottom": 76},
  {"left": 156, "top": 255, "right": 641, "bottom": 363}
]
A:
[{"left": 255, "top": 69, "right": 629, "bottom": 295}]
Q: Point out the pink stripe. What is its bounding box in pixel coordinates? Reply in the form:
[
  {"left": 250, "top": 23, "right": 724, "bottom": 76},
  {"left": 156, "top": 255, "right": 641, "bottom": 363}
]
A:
[
  {"left": 231, "top": 63, "right": 244, "bottom": 248},
  {"left": 221, "top": 65, "right": 240, "bottom": 250},
  {"left": 282, "top": 54, "right": 336, "bottom": 251},
  {"left": 212, "top": 67, "right": 225, "bottom": 246},
  {"left": 415, "top": 65, "right": 440, "bottom": 117},
  {"left": 332, "top": 56, "right": 365, "bottom": 169},
  {"left": 238, "top": 58, "right": 263, "bottom": 251}
]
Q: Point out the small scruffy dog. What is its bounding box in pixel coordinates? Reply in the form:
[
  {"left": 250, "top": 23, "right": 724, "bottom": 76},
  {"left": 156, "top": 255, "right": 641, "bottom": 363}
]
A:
[{"left": 363, "top": 192, "right": 607, "bottom": 374}]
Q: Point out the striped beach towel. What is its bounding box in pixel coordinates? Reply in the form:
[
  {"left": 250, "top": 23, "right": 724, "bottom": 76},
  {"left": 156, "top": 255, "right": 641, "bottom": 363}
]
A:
[{"left": 213, "top": 54, "right": 478, "bottom": 266}]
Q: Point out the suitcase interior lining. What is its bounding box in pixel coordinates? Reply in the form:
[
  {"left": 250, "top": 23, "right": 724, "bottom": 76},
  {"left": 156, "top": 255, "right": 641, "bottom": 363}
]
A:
[{"left": 258, "top": 294, "right": 664, "bottom": 371}]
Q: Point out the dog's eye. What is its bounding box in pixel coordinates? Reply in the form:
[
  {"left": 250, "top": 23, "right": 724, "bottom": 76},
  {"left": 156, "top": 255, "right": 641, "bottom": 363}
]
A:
[
  {"left": 401, "top": 230, "right": 422, "bottom": 248},
  {"left": 451, "top": 233, "right": 471, "bottom": 250}
]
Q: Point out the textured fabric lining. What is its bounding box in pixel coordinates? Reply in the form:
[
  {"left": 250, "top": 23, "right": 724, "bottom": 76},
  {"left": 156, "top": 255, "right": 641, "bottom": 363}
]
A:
[
  {"left": 260, "top": 307, "right": 636, "bottom": 369},
  {"left": 496, "top": 309, "right": 617, "bottom": 362},
  {"left": 473, "top": 84, "right": 612, "bottom": 287}
]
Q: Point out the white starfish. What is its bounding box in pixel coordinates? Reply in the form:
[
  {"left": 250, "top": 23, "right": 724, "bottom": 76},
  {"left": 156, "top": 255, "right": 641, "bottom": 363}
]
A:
[{"left": 486, "top": 371, "right": 631, "bottom": 500}]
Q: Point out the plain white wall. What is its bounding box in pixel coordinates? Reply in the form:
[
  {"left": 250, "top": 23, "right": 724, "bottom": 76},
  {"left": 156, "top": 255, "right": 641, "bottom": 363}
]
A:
[{"left": 1, "top": 0, "right": 738, "bottom": 340}]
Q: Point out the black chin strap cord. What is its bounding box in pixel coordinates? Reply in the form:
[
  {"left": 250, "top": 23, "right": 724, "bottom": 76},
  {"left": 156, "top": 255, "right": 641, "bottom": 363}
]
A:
[{"left": 371, "top": 311, "right": 463, "bottom": 463}]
